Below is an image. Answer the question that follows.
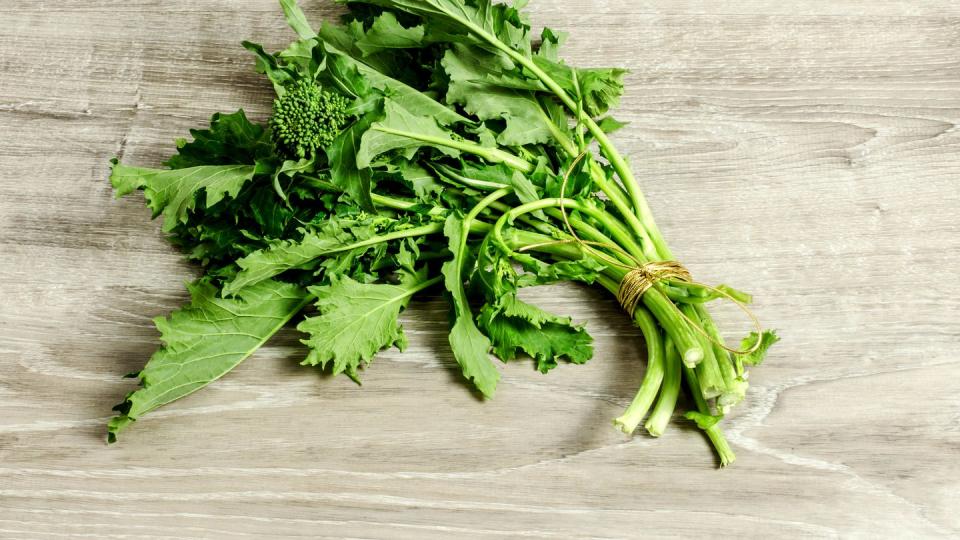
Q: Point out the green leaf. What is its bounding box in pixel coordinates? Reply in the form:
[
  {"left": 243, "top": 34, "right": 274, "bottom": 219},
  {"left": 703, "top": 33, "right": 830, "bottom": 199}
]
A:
[
  {"left": 272, "top": 157, "right": 315, "bottom": 203},
  {"left": 442, "top": 44, "right": 552, "bottom": 146},
  {"left": 350, "top": 0, "right": 623, "bottom": 117},
  {"left": 327, "top": 113, "right": 376, "bottom": 210},
  {"left": 298, "top": 272, "right": 437, "bottom": 379},
  {"left": 540, "top": 96, "right": 573, "bottom": 146},
  {"left": 165, "top": 110, "right": 273, "bottom": 169},
  {"left": 441, "top": 214, "right": 500, "bottom": 397},
  {"left": 107, "top": 278, "right": 310, "bottom": 442},
  {"left": 356, "top": 12, "right": 426, "bottom": 56},
  {"left": 471, "top": 233, "right": 592, "bottom": 372},
  {"left": 242, "top": 41, "right": 296, "bottom": 94},
  {"left": 317, "top": 37, "right": 469, "bottom": 125},
  {"left": 536, "top": 27, "right": 565, "bottom": 61},
  {"left": 223, "top": 218, "right": 380, "bottom": 295},
  {"left": 532, "top": 57, "right": 627, "bottom": 117},
  {"left": 352, "top": 0, "right": 532, "bottom": 52},
  {"left": 279, "top": 0, "right": 317, "bottom": 40},
  {"left": 506, "top": 169, "right": 542, "bottom": 209},
  {"left": 577, "top": 67, "right": 628, "bottom": 117},
  {"left": 597, "top": 115, "right": 628, "bottom": 135},
  {"left": 398, "top": 161, "right": 443, "bottom": 201},
  {"left": 737, "top": 330, "right": 780, "bottom": 367},
  {"left": 478, "top": 300, "right": 592, "bottom": 373},
  {"left": 357, "top": 99, "right": 461, "bottom": 167},
  {"left": 278, "top": 38, "right": 323, "bottom": 78},
  {"left": 323, "top": 49, "right": 373, "bottom": 101},
  {"left": 111, "top": 160, "right": 258, "bottom": 232},
  {"left": 510, "top": 249, "right": 606, "bottom": 287},
  {"left": 249, "top": 188, "right": 295, "bottom": 239}
]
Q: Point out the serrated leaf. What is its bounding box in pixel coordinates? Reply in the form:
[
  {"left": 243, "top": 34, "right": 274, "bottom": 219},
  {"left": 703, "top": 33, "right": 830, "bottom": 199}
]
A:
[
  {"left": 107, "top": 279, "right": 310, "bottom": 441},
  {"left": 165, "top": 110, "right": 273, "bottom": 169},
  {"left": 442, "top": 44, "right": 552, "bottom": 146},
  {"left": 737, "top": 330, "right": 780, "bottom": 367},
  {"left": 111, "top": 161, "right": 258, "bottom": 232},
  {"left": 317, "top": 37, "right": 469, "bottom": 125},
  {"left": 531, "top": 57, "right": 627, "bottom": 117},
  {"left": 298, "top": 273, "right": 436, "bottom": 379},
  {"left": 478, "top": 301, "right": 592, "bottom": 373},
  {"left": 223, "top": 218, "right": 380, "bottom": 295},
  {"left": 247, "top": 188, "right": 295, "bottom": 240},
  {"left": 351, "top": 0, "right": 533, "bottom": 53}
]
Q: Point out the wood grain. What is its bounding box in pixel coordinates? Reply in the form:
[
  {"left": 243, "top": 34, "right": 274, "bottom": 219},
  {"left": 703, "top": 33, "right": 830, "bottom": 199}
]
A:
[{"left": 2, "top": 1, "right": 959, "bottom": 538}]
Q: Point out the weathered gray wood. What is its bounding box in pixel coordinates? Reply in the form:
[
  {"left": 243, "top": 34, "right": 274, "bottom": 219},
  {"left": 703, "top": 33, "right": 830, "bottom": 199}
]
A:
[{"left": 1, "top": 1, "right": 959, "bottom": 537}]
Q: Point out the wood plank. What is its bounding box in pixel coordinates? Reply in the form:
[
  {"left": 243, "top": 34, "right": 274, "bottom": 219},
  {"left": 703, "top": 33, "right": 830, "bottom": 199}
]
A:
[{"left": 1, "top": 0, "right": 958, "bottom": 537}]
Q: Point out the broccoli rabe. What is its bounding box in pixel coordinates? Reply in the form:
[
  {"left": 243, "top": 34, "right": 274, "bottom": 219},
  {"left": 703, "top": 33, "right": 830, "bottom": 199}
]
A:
[{"left": 270, "top": 79, "right": 350, "bottom": 159}]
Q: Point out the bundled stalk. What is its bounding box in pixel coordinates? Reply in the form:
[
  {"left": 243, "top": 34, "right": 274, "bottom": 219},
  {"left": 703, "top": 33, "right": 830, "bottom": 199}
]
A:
[{"left": 108, "top": 0, "right": 778, "bottom": 465}]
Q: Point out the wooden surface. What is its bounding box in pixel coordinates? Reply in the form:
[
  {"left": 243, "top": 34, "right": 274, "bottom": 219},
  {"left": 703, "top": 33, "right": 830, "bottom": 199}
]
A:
[{"left": 2, "top": 1, "right": 959, "bottom": 538}]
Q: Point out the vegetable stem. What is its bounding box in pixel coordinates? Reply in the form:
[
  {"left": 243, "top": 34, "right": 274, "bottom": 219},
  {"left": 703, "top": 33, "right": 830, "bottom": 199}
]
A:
[
  {"left": 681, "top": 304, "right": 725, "bottom": 399},
  {"left": 683, "top": 366, "right": 737, "bottom": 466},
  {"left": 613, "top": 307, "right": 665, "bottom": 434},
  {"left": 371, "top": 126, "right": 533, "bottom": 172},
  {"left": 644, "top": 337, "right": 681, "bottom": 437}
]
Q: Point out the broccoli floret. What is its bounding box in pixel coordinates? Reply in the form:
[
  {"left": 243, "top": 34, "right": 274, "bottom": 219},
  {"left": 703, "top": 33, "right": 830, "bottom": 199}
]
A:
[{"left": 270, "top": 80, "right": 350, "bottom": 159}]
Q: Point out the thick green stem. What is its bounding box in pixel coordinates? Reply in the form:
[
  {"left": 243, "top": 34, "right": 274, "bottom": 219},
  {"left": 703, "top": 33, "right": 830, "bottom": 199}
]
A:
[
  {"left": 449, "top": 188, "right": 513, "bottom": 320},
  {"left": 498, "top": 201, "right": 703, "bottom": 366},
  {"left": 683, "top": 366, "right": 736, "bottom": 467},
  {"left": 533, "top": 95, "right": 654, "bottom": 256},
  {"left": 541, "top": 207, "right": 644, "bottom": 262},
  {"left": 549, "top": 212, "right": 635, "bottom": 268},
  {"left": 587, "top": 162, "right": 658, "bottom": 260},
  {"left": 613, "top": 307, "right": 665, "bottom": 434},
  {"left": 644, "top": 337, "right": 681, "bottom": 437},
  {"left": 493, "top": 198, "right": 643, "bottom": 264},
  {"left": 603, "top": 265, "right": 704, "bottom": 366},
  {"left": 680, "top": 304, "right": 725, "bottom": 399},
  {"left": 465, "top": 189, "right": 512, "bottom": 226}
]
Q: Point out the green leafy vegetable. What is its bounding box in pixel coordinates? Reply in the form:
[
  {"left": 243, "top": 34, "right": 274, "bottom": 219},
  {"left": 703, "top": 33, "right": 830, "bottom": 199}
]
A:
[
  {"left": 298, "top": 272, "right": 438, "bottom": 379},
  {"left": 357, "top": 99, "right": 462, "bottom": 167},
  {"left": 110, "top": 161, "right": 260, "bottom": 232},
  {"left": 271, "top": 79, "right": 351, "bottom": 159},
  {"left": 737, "top": 330, "right": 781, "bottom": 368},
  {"left": 106, "top": 0, "right": 777, "bottom": 467},
  {"left": 108, "top": 279, "right": 310, "bottom": 442},
  {"left": 441, "top": 213, "right": 500, "bottom": 397}
]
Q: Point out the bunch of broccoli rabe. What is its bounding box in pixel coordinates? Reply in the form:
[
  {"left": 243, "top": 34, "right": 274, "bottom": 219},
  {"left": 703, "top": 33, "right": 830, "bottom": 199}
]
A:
[{"left": 109, "top": 0, "right": 778, "bottom": 466}]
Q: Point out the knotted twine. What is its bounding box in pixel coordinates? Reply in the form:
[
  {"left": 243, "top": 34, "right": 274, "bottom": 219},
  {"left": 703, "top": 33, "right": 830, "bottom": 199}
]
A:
[
  {"left": 616, "top": 260, "right": 692, "bottom": 315},
  {"left": 526, "top": 150, "right": 763, "bottom": 356}
]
